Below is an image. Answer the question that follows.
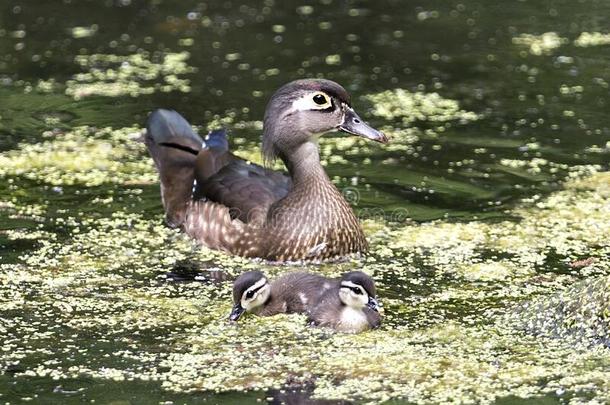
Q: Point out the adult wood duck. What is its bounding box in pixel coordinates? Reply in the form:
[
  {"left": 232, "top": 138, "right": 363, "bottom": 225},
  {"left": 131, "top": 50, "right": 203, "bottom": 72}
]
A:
[
  {"left": 145, "top": 79, "right": 387, "bottom": 261},
  {"left": 229, "top": 270, "right": 336, "bottom": 321}
]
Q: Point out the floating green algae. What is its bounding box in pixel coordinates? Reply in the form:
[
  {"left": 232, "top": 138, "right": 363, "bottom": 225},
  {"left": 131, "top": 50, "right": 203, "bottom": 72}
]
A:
[
  {"left": 508, "top": 275, "right": 610, "bottom": 348},
  {"left": 364, "top": 89, "right": 480, "bottom": 125},
  {"left": 69, "top": 25, "right": 98, "bottom": 39},
  {"left": 4, "top": 51, "right": 197, "bottom": 100},
  {"left": 513, "top": 30, "right": 610, "bottom": 54},
  {"left": 387, "top": 170, "right": 609, "bottom": 281},
  {"left": 574, "top": 32, "right": 610, "bottom": 47},
  {"left": 65, "top": 52, "right": 196, "bottom": 99},
  {"left": 0, "top": 126, "right": 156, "bottom": 186},
  {"left": 1, "top": 161, "right": 609, "bottom": 403},
  {"left": 512, "top": 32, "right": 568, "bottom": 55}
]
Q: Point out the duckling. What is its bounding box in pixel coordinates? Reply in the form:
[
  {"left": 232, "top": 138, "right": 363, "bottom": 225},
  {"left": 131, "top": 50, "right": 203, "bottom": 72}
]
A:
[
  {"left": 308, "top": 271, "right": 381, "bottom": 333},
  {"left": 145, "top": 79, "right": 387, "bottom": 262},
  {"left": 229, "top": 270, "right": 337, "bottom": 321}
]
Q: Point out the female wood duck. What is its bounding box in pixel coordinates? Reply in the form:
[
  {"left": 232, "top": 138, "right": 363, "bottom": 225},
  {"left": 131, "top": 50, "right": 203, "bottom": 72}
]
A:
[
  {"left": 229, "top": 270, "right": 336, "bottom": 321},
  {"left": 308, "top": 271, "right": 381, "bottom": 333},
  {"left": 145, "top": 79, "right": 387, "bottom": 261}
]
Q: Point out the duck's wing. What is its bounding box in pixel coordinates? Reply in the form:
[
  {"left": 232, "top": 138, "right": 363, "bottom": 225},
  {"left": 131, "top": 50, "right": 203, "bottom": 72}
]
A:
[
  {"left": 182, "top": 199, "right": 248, "bottom": 254},
  {"left": 307, "top": 289, "right": 342, "bottom": 328},
  {"left": 270, "top": 273, "right": 335, "bottom": 314},
  {"left": 195, "top": 153, "right": 292, "bottom": 225},
  {"left": 146, "top": 108, "right": 291, "bottom": 224},
  {"left": 145, "top": 109, "right": 290, "bottom": 255}
]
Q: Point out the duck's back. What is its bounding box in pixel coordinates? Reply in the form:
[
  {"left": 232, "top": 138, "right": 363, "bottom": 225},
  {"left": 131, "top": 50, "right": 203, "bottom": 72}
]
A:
[
  {"left": 196, "top": 159, "right": 291, "bottom": 224},
  {"left": 256, "top": 272, "right": 338, "bottom": 316}
]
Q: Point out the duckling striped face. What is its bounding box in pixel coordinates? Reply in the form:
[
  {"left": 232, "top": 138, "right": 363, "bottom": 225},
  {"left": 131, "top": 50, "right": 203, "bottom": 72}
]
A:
[
  {"left": 230, "top": 271, "right": 271, "bottom": 321},
  {"left": 339, "top": 280, "right": 370, "bottom": 309},
  {"left": 240, "top": 276, "right": 271, "bottom": 311},
  {"left": 339, "top": 271, "right": 380, "bottom": 312}
]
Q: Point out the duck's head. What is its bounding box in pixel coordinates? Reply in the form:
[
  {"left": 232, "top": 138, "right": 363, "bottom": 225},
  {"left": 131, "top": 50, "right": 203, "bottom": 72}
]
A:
[
  {"left": 338, "top": 271, "right": 379, "bottom": 312},
  {"left": 262, "top": 79, "right": 387, "bottom": 163},
  {"left": 229, "top": 270, "right": 271, "bottom": 321}
]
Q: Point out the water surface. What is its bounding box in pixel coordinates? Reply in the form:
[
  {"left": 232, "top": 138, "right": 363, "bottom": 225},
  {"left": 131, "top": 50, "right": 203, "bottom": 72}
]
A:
[{"left": 0, "top": 0, "right": 609, "bottom": 404}]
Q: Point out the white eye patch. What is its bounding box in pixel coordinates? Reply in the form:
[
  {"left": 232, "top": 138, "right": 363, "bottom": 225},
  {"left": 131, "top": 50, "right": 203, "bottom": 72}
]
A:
[
  {"left": 339, "top": 281, "right": 368, "bottom": 309},
  {"left": 244, "top": 277, "right": 267, "bottom": 301},
  {"left": 340, "top": 280, "right": 366, "bottom": 296},
  {"left": 241, "top": 278, "right": 270, "bottom": 311},
  {"left": 290, "top": 91, "right": 333, "bottom": 112}
]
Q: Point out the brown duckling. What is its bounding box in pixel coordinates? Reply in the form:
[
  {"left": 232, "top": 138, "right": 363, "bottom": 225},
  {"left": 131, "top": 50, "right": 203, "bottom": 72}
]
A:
[
  {"left": 308, "top": 271, "right": 381, "bottom": 333},
  {"left": 229, "top": 270, "right": 337, "bottom": 321},
  {"left": 145, "top": 79, "right": 387, "bottom": 262},
  {"left": 229, "top": 270, "right": 381, "bottom": 334}
]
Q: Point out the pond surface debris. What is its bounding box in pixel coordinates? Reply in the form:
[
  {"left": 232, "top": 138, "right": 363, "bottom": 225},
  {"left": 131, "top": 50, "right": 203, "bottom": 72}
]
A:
[{"left": 0, "top": 118, "right": 608, "bottom": 404}]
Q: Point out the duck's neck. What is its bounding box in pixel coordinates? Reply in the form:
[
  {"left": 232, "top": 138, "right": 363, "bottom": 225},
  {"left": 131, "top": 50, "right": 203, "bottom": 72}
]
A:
[{"left": 283, "top": 141, "right": 329, "bottom": 187}]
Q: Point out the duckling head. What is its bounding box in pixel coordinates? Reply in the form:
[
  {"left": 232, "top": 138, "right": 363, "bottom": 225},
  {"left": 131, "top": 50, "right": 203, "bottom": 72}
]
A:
[
  {"left": 229, "top": 271, "right": 271, "bottom": 321},
  {"left": 338, "top": 271, "right": 379, "bottom": 312},
  {"left": 262, "top": 79, "right": 387, "bottom": 164}
]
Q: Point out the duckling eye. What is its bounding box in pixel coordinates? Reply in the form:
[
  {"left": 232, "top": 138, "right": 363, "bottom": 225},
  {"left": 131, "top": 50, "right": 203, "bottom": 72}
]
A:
[
  {"left": 246, "top": 290, "right": 255, "bottom": 299},
  {"left": 313, "top": 94, "right": 328, "bottom": 105},
  {"left": 351, "top": 287, "right": 363, "bottom": 295}
]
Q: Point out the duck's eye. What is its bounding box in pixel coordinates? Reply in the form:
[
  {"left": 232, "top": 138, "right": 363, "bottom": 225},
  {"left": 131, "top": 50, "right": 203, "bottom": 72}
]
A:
[
  {"left": 246, "top": 290, "right": 255, "bottom": 299},
  {"left": 313, "top": 94, "right": 327, "bottom": 105},
  {"left": 351, "top": 287, "right": 363, "bottom": 295}
]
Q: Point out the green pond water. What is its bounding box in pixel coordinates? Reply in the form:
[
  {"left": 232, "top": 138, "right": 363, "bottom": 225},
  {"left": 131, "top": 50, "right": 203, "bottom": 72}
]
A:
[{"left": 1, "top": 0, "right": 609, "bottom": 403}]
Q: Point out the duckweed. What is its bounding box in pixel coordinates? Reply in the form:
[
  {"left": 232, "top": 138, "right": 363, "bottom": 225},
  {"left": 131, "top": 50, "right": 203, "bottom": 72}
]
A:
[
  {"left": 1, "top": 145, "right": 609, "bottom": 403},
  {"left": 364, "top": 89, "right": 480, "bottom": 125},
  {"left": 65, "top": 52, "right": 196, "bottom": 99},
  {"left": 507, "top": 275, "right": 610, "bottom": 348},
  {"left": 0, "top": 126, "right": 156, "bottom": 186},
  {"left": 574, "top": 32, "right": 610, "bottom": 47},
  {"left": 512, "top": 32, "right": 568, "bottom": 55},
  {"left": 70, "top": 25, "right": 98, "bottom": 39}
]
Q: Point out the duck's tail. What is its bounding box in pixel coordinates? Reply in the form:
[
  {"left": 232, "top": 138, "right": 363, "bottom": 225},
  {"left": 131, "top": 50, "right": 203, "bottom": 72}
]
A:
[{"left": 145, "top": 109, "right": 203, "bottom": 227}]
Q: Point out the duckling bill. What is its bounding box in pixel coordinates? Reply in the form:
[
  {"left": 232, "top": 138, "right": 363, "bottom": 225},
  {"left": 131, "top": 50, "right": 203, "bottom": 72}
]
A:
[
  {"left": 145, "top": 79, "right": 387, "bottom": 262},
  {"left": 230, "top": 270, "right": 381, "bottom": 333}
]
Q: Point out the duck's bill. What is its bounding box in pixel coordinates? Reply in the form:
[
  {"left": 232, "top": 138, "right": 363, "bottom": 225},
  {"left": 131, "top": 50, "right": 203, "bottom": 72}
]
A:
[
  {"left": 229, "top": 303, "right": 246, "bottom": 321},
  {"left": 338, "top": 107, "right": 388, "bottom": 144},
  {"left": 366, "top": 296, "right": 380, "bottom": 312}
]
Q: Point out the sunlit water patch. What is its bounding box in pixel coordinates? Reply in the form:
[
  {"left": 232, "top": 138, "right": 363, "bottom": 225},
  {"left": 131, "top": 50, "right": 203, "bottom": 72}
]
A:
[{"left": 574, "top": 32, "right": 610, "bottom": 47}]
